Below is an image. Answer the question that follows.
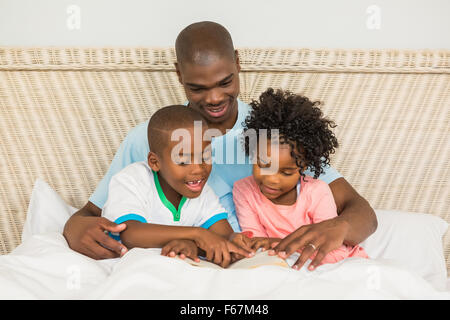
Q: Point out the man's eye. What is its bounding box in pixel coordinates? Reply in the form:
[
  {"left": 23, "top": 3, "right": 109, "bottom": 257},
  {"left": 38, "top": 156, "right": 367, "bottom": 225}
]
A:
[
  {"left": 190, "top": 87, "right": 204, "bottom": 92},
  {"left": 220, "top": 81, "right": 231, "bottom": 87}
]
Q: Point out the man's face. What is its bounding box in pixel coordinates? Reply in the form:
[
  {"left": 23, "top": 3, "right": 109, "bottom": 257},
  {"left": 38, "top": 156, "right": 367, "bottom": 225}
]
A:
[{"left": 175, "top": 54, "right": 241, "bottom": 124}]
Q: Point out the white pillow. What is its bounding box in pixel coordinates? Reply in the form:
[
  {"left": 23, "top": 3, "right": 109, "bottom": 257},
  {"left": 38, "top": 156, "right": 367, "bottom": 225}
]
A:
[
  {"left": 22, "top": 179, "right": 77, "bottom": 242},
  {"left": 361, "top": 209, "right": 448, "bottom": 290},
  {"left": 22, "top": 179, "right": 449, "bottom": 289}
]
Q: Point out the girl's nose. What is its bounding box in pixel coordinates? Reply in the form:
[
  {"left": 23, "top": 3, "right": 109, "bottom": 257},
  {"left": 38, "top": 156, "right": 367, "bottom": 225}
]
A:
[{"left": 263, "top": 173, "right": 280, "bottom": 186}]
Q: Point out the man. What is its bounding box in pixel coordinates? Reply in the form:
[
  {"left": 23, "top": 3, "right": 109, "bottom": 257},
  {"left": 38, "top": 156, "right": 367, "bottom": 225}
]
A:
[{"left": 63, "top": 21, "right": 377, "bottom": 270}]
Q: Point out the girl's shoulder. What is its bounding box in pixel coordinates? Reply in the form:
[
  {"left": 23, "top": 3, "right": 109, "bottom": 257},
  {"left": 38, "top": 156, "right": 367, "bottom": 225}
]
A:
[
  {"left": 300, "top": 175, "right": 332, "bottom": 195},
  {"left": 233, "top": 175, "right": 258, "bottom": 193}
]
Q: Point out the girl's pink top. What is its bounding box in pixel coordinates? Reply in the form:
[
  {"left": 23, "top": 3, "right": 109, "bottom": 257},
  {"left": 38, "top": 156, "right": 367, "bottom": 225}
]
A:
[{"left": 233, "top": 175, "right": 368, "bottom": 265}]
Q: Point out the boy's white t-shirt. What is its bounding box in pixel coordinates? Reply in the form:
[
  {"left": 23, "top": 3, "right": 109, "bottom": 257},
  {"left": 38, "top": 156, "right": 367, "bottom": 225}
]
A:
[{"left": 102, "top": 161, "right": 228, "bottom": 240}]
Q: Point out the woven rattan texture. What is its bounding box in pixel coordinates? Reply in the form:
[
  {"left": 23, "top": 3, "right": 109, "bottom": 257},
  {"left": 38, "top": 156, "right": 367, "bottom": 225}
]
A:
[{"left": 0, "top": 47, "right": 449, "bottom": 271}]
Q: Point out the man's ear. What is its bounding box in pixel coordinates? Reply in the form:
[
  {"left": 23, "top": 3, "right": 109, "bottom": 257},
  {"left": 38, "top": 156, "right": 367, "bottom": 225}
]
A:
[
  {"left": 147, "top": 151, "right": 160, "bottom": 172},
  {"left": 234, "top": 50, "right": 241, "bottom": 73},
  {"left": 174, "top": 62, "right": 183, "bottom": 84}
]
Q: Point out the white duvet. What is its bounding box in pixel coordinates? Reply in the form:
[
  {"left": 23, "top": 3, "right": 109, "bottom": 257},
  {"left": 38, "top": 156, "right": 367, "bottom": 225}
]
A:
[{"left": 1, "top": 232, "right": 449, "bottom": 300}]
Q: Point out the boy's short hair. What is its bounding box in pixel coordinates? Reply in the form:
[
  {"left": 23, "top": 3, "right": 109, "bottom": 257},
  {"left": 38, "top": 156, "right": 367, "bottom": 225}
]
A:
[{"left": 147, "top": 105, "right": 207, "bottom": 156}]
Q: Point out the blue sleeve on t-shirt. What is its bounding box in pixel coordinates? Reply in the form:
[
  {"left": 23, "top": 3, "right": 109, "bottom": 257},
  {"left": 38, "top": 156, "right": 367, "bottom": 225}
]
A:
[{"left": 89, "top": 120, "right": 150, "bottom": 209}]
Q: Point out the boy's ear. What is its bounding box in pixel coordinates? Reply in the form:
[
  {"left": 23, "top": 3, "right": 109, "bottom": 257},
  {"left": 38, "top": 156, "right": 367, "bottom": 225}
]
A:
[
  {"left": 147, "top": 151, "right": 161, "bottom": 172},
  {"left": 174, "top": 62, "right": 183, "bottom": 84}
]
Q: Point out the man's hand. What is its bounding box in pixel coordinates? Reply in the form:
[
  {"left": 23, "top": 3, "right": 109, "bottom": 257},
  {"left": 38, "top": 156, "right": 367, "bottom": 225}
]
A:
[
  {"left": 161, "top": 239, "right": 200, "bottom": 262},
  {"left": 63, "top": 206, "right": 128, "bottom": 260},
  {"left": 269, "top": 217, "right": 349, "bottom": 270},
  {"left": 194, "top": 229, "right": 253, "bottom": 268}
]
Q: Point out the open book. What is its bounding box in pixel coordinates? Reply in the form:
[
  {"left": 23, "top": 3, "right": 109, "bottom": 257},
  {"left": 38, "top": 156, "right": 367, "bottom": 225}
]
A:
[{"left": 175, "top": 250, "right": 290, "bottom": 270}]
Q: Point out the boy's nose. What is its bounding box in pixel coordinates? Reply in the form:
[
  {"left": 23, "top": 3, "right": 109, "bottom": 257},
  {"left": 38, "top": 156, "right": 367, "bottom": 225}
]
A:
[{"left": 190, "top": 162, "right": 209, "bottom": 176}]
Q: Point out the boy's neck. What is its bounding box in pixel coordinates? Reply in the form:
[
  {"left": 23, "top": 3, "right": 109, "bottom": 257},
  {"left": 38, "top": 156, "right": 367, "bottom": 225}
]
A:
[{"left": 156, "top": 172, "right": 183, "bottom": 210}]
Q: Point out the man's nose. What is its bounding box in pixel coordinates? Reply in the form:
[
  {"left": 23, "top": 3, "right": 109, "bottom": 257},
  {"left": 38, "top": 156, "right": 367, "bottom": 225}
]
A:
[{"left": 205, "top": 88, "right": 223, "bottom": 106}]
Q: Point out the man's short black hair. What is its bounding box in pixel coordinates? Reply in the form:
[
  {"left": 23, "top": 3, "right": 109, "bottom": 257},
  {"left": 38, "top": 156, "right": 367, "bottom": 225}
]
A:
[{"left": 175, "top": 21, "right": 236, "bottom": 67}]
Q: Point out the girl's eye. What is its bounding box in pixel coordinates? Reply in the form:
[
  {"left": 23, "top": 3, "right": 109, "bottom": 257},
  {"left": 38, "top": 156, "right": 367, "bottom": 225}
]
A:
[
  {"left": 203, "top": 154, "right": 212, "bottom": 163},
  {"left": 257, "top": 159, "right": 270, "bottom": 168}
]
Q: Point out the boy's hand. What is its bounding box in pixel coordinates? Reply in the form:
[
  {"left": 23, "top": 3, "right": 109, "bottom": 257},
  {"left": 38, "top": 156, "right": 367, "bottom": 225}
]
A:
[
  {"left": 161, "top": 239, "right": 200, "bottom": 262},
  {"left": 194, "top": 229, "right": 253, "bottom": 268}
]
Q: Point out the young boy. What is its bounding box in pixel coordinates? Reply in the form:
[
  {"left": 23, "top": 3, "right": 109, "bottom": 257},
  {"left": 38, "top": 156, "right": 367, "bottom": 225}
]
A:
[{"left": 102, "top": 105, "right": 253, "bottom": 268}]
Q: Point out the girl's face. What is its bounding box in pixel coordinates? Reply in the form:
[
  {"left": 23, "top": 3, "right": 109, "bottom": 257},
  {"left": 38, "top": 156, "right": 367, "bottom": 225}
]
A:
[{"left": 253, "top": 141, "right": 302, "bottom": 205}]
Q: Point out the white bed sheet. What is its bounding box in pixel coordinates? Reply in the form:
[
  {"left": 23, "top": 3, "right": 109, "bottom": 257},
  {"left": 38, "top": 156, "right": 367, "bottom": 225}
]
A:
[{"left": 1, "top": 232, "right": 449, "bottom": 300}]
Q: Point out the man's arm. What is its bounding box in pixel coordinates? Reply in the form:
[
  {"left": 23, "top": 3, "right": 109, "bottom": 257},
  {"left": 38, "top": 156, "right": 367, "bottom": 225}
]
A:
[
  {"left": 330, "top": 177, "right": 377, "bottom": 246},
  {"left": 271, "top": 177, "right": 377, "bottom": 270},
  {"left": 63, "top": 121, "right": 149, "bottom": 260},
  {"left": 63, "top": 201, "right": 128, "bottom": 259}
]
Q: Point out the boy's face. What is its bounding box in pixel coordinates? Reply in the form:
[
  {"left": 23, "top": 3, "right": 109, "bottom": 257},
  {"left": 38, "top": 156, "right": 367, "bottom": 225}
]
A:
[
  {"left": 148, "top": 125, "right": 212, "bottom": 199},
  {"left": 253, "top": 142, "right": 301, "bottom": 202},
  {"left": 175, "top": 53, "right": 241, "bottom": 125}
]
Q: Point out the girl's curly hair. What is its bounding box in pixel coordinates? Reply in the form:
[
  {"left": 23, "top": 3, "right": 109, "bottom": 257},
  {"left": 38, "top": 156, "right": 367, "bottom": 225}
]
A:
[{"left": 243, "top": 88, "right": 338, "bottom": 179}]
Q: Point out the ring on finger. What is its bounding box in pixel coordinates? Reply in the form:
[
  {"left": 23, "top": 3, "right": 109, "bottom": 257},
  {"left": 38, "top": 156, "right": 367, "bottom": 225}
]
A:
[{"left": 307, "top": 243, "right": 317, "bottom": 250}]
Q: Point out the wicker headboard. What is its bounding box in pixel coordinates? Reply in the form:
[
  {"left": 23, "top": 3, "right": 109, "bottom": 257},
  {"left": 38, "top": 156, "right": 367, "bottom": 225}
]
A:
[{"left": 0, "top": 47, "right": 449, "bottom": 270}]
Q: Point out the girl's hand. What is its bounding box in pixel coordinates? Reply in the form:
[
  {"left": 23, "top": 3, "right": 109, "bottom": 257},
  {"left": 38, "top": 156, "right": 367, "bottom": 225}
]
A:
[
  {"left": 161, "top": 239, "right": 200, "bottom": 262},
  {"left": 250, "top": 237, "right": 282, "bottom": 251},
  {"left": 194, "top": 229, "right": 253, "bottom": 268}
]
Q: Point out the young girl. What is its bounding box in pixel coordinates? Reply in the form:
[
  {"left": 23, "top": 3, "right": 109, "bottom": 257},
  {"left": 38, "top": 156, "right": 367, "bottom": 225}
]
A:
[{"left": 233, "top": 88, "right": 368, "bottom": 269}]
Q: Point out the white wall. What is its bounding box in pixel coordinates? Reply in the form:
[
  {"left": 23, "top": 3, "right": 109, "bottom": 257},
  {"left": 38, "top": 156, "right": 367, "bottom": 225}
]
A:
[{"left": 0, "top": 0, "right": 449, "bottom": 49}]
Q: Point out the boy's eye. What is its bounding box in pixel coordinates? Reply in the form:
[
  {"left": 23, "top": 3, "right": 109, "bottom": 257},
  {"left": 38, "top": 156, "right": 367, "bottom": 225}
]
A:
[{"left": 175, "top": 156, "right": 190, "bottom": 165}]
